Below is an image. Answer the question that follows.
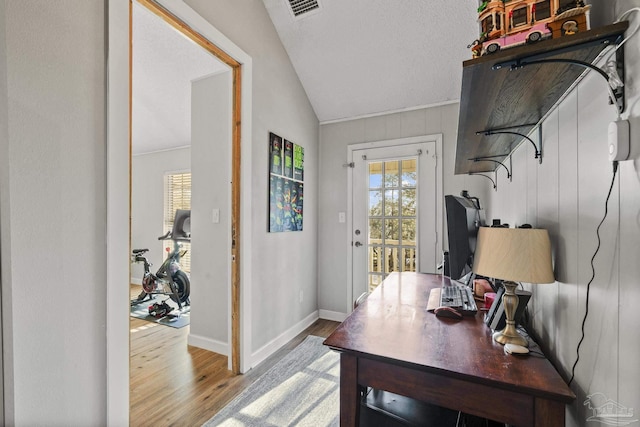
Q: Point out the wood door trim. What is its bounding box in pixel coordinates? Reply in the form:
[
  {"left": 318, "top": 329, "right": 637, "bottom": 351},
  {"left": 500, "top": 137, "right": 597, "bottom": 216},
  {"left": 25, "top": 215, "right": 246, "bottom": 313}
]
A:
[{"left": 134, "top": 0, "right": 243, "bottom": 374}]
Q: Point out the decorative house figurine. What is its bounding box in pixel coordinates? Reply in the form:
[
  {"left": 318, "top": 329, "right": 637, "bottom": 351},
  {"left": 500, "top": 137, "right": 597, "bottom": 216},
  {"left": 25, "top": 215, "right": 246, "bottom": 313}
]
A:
[{"left": 469, "top": 0, "right": 591, "bottom": 57}]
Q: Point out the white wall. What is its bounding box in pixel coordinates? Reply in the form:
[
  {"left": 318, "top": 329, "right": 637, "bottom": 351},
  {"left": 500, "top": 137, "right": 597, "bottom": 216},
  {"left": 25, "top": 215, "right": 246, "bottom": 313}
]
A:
[
  {"left": 189, "top": 72, "right": 232, "bottom": 352},
  {"left": 318, "top": 105, "right": 489, "bottom": 315},
  {"left": 1, "top": 1, "right": 107, "bottom": 425},
  {"left": 7, "top": 0, "right": 634, "bottom": 424},
  {"left": 483, "top": 2, "right": 640, "bottom": 425},
  {"left": 132, "top": 73, "right": 234, "bottom": 357},
  {"left": 1, "top": 0, "right": 318, "bottom": 422},
  {"left": 0, "top": 0, "right": 7, "bottom": 422},
  {"left": 131, "top": 147, "right": 191, "bottom": 282},
  {"left": 183, "top": 0, "right": 320, "bottom": 362}
]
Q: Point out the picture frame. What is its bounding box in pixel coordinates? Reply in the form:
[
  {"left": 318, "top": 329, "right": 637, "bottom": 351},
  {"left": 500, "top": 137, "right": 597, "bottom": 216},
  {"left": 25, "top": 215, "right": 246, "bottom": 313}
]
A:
[{"left": 268, "top": 132, "right": 304, "bottom": 232}]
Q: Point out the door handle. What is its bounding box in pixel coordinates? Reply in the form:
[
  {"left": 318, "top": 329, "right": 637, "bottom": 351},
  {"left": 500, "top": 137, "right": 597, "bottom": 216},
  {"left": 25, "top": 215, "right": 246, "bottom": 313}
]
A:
[{"left": 354, "top": 241, "right": 363, "bottom": 247}]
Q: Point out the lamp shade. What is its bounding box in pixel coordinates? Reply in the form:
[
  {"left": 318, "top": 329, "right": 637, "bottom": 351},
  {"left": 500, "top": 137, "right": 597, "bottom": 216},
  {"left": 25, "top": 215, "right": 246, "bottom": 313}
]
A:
[{"left": 472, "top": 227, "right": 555, "bottom": 284}]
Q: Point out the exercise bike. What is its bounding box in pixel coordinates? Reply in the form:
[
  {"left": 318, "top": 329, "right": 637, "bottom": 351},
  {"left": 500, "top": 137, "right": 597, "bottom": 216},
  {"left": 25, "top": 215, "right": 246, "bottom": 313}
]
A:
[{"left": 131, "top": 209, "right": 191, "bottom": 311}]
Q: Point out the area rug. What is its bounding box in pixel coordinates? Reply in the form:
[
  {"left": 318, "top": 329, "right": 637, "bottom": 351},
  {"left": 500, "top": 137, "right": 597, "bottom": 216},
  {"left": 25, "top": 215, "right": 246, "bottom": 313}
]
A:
[
  {"left": 203, "top": 335, "right": 339, "bottom": 427},
  {"left": 130, "top": 294, "right": 190, "bottom": 329}
]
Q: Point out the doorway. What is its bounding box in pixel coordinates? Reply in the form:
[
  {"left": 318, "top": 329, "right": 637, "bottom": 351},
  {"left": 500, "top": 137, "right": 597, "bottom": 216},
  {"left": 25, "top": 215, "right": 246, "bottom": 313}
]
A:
[
  {"left": 107, "top": 0, "right": 253, "bottom": 422},
  {"left": 131, "top": 0, "right": 242, "bottom": 370},
  {"left": 347, "top": 136, "right": 443, "bottom": 308}
]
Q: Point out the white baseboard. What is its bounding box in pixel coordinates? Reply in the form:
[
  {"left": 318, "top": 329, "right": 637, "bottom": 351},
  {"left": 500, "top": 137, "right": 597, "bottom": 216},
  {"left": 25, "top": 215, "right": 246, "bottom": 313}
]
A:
[
  {"left": 319, "top": 309, "right": 348, "bottom": 322},
  {"left": 250, "top": 310, "right": 319, "bottom": 369},
  {"left": 188, "top": 333, "right": 228, "bottom": 356}
]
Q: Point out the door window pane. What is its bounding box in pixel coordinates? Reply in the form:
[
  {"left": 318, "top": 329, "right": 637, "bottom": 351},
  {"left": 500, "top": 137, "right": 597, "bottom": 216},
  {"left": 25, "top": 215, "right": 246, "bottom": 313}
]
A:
[
  {"left": 384, "top": 219, "right": 399, "bottom": 244},
  {"left": 369, "top": 274, "right": 383, "bottom": 292},
  {"left": 366, "top": 158, "right": 419, "bottom": 290},
  {"left": 401, "top": 219, "right": 416, "bottom": 244},
  {"left": 369, "top": 246, "right": 383, "bottom": 273},
  {"left": 369, "top": 162, "right": 382, "bottom": 188},
  {"left": 369, "top": 190, "right": 382, "bottom": 216},
  {"left": 401, "top": 159, "right": 416, "bottom": 187},
  {"left": 384, "top": 161, "right": 399, "bottom": 187},
  {"left": 384, "top": 189, "right": 399, "bottom": 216},
  {"left": 369, "top": 219, "right": 382, "bottom": 242},
  {"left": 385, "top": 247, "right": 399, "bottom": 274},
  {"left": 401, "top": 189, "right": 416, "bottom": 216},
  {"left": 402, "top": 248, "right": 416, "bottom": 272}
]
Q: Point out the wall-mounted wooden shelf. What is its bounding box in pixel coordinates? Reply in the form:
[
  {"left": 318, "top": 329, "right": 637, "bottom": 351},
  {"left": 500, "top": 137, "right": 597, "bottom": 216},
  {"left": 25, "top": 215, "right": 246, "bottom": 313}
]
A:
[{"left": 455, "top": 21, "right": 629, "bottom": 175}]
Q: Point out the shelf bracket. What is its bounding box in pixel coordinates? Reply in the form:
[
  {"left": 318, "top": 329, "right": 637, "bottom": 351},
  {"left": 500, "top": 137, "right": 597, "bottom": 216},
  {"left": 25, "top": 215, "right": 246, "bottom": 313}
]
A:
[
  {"left": 492, "top": 38, "right": 626, "bottom": 114},
  {"left": 476, "top": 126, "right": 542, "bottom": 164},
  {"left": 468, "top": 171, "right": 497, "bottom": 191},
  {"left": 469, "top": 155, "right": 512, "bottom": 181}
]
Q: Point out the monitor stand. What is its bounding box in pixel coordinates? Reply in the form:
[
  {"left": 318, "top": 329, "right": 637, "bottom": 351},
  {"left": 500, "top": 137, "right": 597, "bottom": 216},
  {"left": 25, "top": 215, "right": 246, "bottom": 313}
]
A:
[{"left": 461, "top": 271, "right": 475, "bottom": 288}]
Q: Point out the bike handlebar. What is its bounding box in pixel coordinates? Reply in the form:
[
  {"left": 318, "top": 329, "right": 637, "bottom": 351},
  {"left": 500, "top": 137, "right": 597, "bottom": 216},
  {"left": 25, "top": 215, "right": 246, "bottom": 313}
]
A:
[{"left": 157, "top": 231, "right": 171, "bottom": 240}]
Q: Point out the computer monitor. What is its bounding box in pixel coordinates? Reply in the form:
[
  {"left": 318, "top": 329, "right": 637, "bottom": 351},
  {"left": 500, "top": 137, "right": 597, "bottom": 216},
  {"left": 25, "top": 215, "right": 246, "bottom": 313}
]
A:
[{"left": 444, "top": 194, "right": 485, "bottom": 282}]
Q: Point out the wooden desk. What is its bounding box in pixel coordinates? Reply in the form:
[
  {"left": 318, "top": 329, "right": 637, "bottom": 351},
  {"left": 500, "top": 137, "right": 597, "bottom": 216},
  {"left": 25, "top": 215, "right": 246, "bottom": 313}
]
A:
[{"left": 324, "top": 272, "right": 575, "bottom": 426}]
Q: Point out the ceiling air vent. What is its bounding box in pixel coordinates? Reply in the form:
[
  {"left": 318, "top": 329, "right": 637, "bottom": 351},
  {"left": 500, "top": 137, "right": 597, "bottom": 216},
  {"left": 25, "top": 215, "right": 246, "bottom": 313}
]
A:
[{"left": 287, "top": 0, "right": 321, "bottom": 18}]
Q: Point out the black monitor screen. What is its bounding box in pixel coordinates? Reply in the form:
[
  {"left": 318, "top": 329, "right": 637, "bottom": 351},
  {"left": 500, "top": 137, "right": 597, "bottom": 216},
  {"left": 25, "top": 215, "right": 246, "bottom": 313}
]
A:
[{"left": 445, "top": 195, "right": 485, "bottom": 280}]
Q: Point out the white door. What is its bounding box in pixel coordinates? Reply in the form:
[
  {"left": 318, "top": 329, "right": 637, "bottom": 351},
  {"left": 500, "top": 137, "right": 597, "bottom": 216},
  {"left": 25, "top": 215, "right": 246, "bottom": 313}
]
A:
[{"left": 351, "top": 141, "right": 438, "bottom": 305}]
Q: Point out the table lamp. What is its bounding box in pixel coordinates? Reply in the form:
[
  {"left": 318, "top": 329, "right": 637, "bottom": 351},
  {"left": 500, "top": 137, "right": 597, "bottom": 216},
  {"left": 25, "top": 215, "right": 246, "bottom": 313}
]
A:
[{"left": 472, "top": 226, "right": 554, "bottom": 347}]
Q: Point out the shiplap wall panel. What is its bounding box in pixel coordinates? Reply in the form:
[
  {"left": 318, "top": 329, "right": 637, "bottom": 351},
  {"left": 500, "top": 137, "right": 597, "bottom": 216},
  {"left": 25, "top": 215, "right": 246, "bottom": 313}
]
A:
[
  {"left": 616, "top": 0, "right": 640, "bottom": 415},
  {"left": 556, "top": 91, "right": 580, "bottom": 379},
  {"left": 618, "top": 160, "right": 640, "bottom": 412},
  {"left": 535, "top": 109, "right": 560, "bottom": 357},
  {"left": 487, "top": 54, "right": 639, "bottom": 424},
  {"left": 577, "top": 71, "right": 621, "bottom": 417},
  {"left": 400, "top": 108, "right": 429, "bottom": 138}
]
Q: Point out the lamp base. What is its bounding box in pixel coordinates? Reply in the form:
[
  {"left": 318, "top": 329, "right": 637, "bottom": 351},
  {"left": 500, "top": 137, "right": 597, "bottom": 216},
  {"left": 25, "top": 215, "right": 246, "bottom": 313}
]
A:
[
  {"left": 492, "top": 328, "right": 529, "bottom": 347},
  {"left": 492, "top": 281, "right": 529, "bottom": 347}
]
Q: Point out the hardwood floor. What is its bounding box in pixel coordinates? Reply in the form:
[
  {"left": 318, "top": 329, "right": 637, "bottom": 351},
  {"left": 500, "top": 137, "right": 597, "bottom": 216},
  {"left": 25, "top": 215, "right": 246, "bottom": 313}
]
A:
[{"left": 130, "top": 287, "right": 340, "bottom": 426}]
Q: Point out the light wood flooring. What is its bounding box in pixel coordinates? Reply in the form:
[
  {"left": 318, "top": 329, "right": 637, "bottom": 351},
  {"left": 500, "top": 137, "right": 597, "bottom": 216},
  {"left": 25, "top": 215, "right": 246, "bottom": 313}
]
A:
[{"left": 130, "top": 286, "right": 340, "bottom": 426}]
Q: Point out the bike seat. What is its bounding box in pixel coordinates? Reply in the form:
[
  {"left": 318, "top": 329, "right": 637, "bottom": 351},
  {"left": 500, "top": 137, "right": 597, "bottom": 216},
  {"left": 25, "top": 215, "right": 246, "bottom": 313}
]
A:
[{"left": 132, "top": 248, "right": 149, "bottom": 254}]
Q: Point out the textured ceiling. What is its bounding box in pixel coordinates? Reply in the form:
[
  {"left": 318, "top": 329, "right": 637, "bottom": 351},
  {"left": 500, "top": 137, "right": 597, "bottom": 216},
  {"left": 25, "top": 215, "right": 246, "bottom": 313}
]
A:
[
  {"left": 133, "top": 0, "right": 480, "bottom": 153},
  {"left": 263, "top": 0, "right": 479, "bottom": 122},
  {"left": 132, "top": 3, "right": 226, "bottom": 155}
]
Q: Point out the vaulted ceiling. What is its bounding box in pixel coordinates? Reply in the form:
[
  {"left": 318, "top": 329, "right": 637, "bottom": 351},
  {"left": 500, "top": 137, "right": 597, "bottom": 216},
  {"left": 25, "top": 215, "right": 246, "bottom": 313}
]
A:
[
  {"left": 262, "top": 0, "right": 479, "bottom": 122},
  {"left": 132, "top": 0, "right": 479, "bottom": 153},
  {"left": 132, "top": 3, "right": 226, "bottom": 155}
]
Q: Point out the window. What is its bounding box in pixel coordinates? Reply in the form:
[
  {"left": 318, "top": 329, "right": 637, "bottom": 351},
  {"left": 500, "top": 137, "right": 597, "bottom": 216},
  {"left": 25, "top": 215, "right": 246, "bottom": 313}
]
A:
[
  {"left": 534, "top": 0, "right": 551, "bottom": 20},
  {"left": 481, "top": 15, "right": 494, "bottom": 35},
  {"left": 558, "top": 0, "right": 579, "bottom": 14},
  {"left": 512, "top": 6, "right": 528, "bottom": 27},
  {"left": 164, "top": 172, "right": 191, "bottom": 273}
]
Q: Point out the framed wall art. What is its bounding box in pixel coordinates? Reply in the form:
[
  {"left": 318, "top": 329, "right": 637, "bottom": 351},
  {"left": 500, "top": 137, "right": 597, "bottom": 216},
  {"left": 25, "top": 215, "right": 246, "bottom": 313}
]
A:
[{"left": 269, "top": 132, "right": 304, "bottom": 232}]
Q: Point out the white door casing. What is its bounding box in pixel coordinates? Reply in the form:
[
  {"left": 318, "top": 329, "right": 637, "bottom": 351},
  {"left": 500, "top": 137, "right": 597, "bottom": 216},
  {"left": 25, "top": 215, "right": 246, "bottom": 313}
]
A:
[{"left": 347, "top": 135, "right": 443, "bottom": 310}]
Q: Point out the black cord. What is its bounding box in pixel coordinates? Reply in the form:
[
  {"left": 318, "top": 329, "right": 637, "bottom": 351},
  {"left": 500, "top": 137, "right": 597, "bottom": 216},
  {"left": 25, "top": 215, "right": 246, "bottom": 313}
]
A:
[{"left": 568, "top": 161, "right": 619, "bottom": 386}]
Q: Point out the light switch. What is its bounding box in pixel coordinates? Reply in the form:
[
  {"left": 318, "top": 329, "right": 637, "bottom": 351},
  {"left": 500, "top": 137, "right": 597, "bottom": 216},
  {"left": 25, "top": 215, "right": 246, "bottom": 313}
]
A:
[
  {"left": 212, "top": 208, "right": 220, "bottom": 223},
  {"left": 338, "top": 212, "right": 346, "bottom": 223}
]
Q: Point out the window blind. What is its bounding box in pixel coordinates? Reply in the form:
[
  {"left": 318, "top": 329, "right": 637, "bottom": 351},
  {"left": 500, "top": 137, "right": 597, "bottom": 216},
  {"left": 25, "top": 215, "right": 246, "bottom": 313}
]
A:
[{"left": 164, "top": 172, "right": 191, "bottom": 273}]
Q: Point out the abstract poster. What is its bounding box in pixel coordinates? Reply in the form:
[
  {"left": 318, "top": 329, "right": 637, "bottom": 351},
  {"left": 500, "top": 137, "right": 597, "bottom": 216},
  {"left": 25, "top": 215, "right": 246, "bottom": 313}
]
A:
[
  {"left": 293, "top": 143, "right": 304, "bottom": 181},
  {"left": 268, "top": 132, "right": 304, "bottom": 232}
]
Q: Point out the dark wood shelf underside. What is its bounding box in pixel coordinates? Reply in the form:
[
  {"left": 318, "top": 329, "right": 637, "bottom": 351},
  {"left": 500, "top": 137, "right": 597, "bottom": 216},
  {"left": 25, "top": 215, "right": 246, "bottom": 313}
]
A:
[{"left": 455, "top": 21, "right": 629, "bottom": 175}]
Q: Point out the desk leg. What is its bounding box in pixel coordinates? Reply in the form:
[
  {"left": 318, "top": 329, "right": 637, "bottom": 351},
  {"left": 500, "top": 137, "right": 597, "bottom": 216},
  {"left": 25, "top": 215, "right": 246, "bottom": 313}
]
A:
[
  {"left": 340, "top": 353, "right": 359, "bottom": 427},
  {"left": 535, "top": 398, "right": 565, "bottom": 427}
]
